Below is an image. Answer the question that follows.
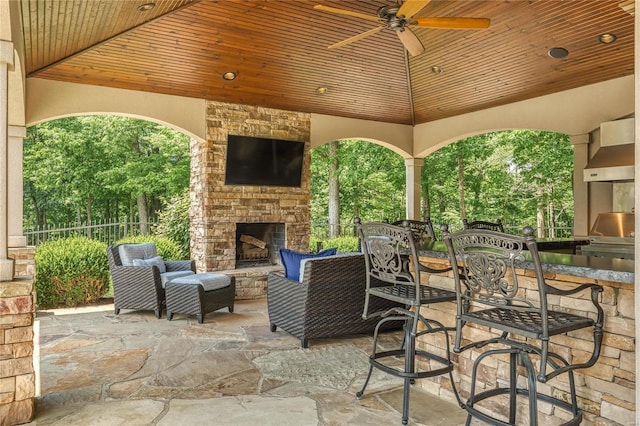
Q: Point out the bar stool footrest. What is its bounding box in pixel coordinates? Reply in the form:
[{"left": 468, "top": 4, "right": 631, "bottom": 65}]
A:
[
  {"left": 370, "top": 349, "right": 453, "bottom": 379},
  {"left": 466, "top": 387, "right": 582, "bottom": 426}
]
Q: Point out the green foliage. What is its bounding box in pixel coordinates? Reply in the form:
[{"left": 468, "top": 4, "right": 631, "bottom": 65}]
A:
[
  {"left": 23, "top": 116, "right": 190, "bottom": 229},
  {"left": 422, "top": 130, "right": 573, "bottom": 233},
  {"left": 154, "top": 188, "right": 190, "bottom": 258},
  {"left": 311, "top": 131, "right": 574, "bottom": 238},
  {"left": 115, "top": 235, "right": 185, "bottom": 260},
  {"left": 310, "top": 236, "right": 359, "bottom": 253},
  {"left": 35, "top": 237, "right": 109, "bottom": 309}
]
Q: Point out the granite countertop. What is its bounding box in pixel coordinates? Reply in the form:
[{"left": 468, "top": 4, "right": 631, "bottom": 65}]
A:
[{"left": 417, "top": 242, "right": 635, "bottom": 285}]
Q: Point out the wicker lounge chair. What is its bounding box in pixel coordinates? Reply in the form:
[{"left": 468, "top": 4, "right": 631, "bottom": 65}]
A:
[
  {"left": 107, "top": 243, "right": 196, "bottom": 318},
  {"left": 267, "top": 253, "right": 402, "bottom": 348}
]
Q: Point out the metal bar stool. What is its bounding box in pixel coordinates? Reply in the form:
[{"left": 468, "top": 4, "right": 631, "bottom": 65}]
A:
[
  {"left": 442, "top": 225, "right": 604, "bottom": 425},
  {"left": 354, "top": 218, "right": 462, "bottom": 425}
]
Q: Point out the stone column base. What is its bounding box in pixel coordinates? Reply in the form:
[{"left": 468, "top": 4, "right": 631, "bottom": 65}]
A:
[
  {"left": 0, "top": 258, "right": 14, "bottom": 281},
  {"left": 8, "top": 236, "right": 27, "bottom": 248},
  {"left": 0, "top": 276, "right": 36, "bottom": 425}
]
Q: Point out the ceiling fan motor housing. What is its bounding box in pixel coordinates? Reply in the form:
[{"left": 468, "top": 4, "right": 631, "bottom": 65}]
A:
[{"left": 377, "top": 5, "right": 409, "bottom": 31}]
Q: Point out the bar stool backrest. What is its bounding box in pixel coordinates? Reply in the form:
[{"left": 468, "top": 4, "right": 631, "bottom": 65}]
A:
[
  {"left": 392, "top": 217, "right": 437, "bottom": 246},
  {"left": 444, "top": 227, "right": 545, "bottom": 340},
  {"left": 357, "top": 220, "right": 419, "bottom": 288},
  {"left": 462, "top": 218, "right": 504, "bottom": 233}
]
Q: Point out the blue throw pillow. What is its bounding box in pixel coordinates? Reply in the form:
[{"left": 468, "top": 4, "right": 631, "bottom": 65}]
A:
[{"left": 279, "top": 248, "right": 337, "bottom": 281}]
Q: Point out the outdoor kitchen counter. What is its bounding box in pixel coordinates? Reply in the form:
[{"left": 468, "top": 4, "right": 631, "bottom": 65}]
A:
[
  {"left": 417, "top": 242, "right": 634, "bottom": 284},
  {"left": 413, "top": 244, "right": 636, "bottom": 425}
]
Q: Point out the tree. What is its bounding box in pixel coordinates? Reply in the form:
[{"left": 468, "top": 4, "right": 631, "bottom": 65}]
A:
[
  {"left": 328, "top": 141, "right": 340, "bottom": 237},
  {"left": 310, "top": 140, "right": 405, "bottom": 237}
]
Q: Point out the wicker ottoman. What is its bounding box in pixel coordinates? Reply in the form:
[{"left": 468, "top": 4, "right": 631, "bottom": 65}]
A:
[{"left": 166, "top": 273, "right": 236, "bottom": 323}]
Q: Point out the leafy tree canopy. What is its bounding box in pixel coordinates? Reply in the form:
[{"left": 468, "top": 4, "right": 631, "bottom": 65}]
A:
[{"left": 24, "top": 115, "right": 190, "bottom": 229}]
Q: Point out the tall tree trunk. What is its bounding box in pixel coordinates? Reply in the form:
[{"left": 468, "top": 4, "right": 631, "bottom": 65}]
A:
[
  {"left": 137, "top": 193, "right": 150, "bottom": 235},
  {"left": 129, "top": 198, "right": 135, "bottom": 235},
  {"left": 86, "top": 197, "right": 93, "bottom": 239},
  {"left": 457, "top": 156, "right": 466, "bottom": 220},
  {"left": 328, "top": 140, "right": 340, "bottom": 238},
  {"left": 536, "top": 186, "right": 546, "bottom": 238},
  {"left": 422, "top": 173, "right": 430, "bottom": 219},
  {"left": 548, "top": 197, "right": 556, "bottom": 238}
]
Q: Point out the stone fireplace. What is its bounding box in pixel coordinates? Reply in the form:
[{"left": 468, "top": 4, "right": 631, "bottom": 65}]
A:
[{"left": 190, "top": 101, "right": 311, "bottom": 279}]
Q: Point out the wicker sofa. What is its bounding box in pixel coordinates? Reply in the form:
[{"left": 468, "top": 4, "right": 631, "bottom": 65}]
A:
[{"left": 267, "top": 253, "right": 403, "bottom": 348}]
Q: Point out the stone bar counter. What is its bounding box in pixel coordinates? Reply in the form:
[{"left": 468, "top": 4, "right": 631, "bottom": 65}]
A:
[{"left": 413, "top": 244, "right": 634, "bottom": 425}]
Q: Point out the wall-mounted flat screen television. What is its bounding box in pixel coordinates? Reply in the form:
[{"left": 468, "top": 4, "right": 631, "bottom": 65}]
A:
[{"left": 224, "top": 135, "right": 305, "bottom": 187}]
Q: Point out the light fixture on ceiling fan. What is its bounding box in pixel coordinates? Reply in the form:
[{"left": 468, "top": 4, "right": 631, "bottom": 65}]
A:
[{"left": 314, "top": 0, "right": 491, "bottom": 57}]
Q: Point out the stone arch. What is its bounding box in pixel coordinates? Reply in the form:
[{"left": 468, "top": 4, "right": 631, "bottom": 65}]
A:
[
  {"left": 25, "top": 79, "right": 207, "bottom": 142},
  {"left": 311, "top": 136, "right": 411, "bottom": 159},
  {"left": 310, "top": 113, "right": 413, "bottom": 158},
  {"left": 413, "top": 76, "right": 633, "bottom": 158}
]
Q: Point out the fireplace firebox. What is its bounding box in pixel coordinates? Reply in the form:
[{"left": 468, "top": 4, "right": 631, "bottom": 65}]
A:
[{"left": 235, "top": 223, "right": 285, "bottom": 268}]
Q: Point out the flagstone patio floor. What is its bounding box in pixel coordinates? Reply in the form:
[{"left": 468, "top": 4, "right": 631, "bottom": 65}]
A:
[{"left": 28, "top": 298, "right": 469, "bottom": 425}]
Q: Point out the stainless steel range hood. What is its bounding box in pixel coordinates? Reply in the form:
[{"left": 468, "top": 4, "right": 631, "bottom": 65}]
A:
[
  {"left": 583, "top": 118, "right": 635, "bottom": 182},
  {"left": 583, "top": 143, "right": 634, "bottom": 182}
]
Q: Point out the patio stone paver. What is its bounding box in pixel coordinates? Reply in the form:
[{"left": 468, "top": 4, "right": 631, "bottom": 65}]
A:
[{"left": 29, "top": 298, "right": 469, "bottom": 425}]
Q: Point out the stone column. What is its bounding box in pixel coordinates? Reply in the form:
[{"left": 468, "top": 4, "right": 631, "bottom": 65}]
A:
[
  {"left": 404, "top": 158, "right": 423, "bottom": 220},
  {"left": 8, "top": 125, "right": 26, "bottom": 248},
  {"left": 0, "top": 40, "right": 14, "bottom": 281}
]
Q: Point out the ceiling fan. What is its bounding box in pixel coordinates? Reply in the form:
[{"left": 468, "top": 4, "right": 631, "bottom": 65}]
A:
[{"left": 314, "top": 0, "right": 491, "bottom": 57}]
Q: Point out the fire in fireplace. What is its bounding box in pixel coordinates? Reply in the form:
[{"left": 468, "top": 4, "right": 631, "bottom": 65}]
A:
[{"left": 235, "top": 223, "right": 286, "bottom": 268}]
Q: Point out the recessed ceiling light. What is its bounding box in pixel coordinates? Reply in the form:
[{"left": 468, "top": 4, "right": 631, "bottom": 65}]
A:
[
  {"left": 430, "top": 66, "right": 444, "bottom": 75},
  {"left": 548, "top": 47, "right": 569, "bottom": 59},
  {"left": 315, "top": 87, "right": 328, "bottom": 95},
  {"left": 137, "top": 3, "right": 156, "bottom": 12},
  {"left": 598, "top": 33, "right": 617, "bottom": 44},
  {"left": 222, "top": 72, "right": 237, "bottom": 81}
]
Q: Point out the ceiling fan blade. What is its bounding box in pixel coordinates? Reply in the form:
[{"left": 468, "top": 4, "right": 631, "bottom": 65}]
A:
[
  {"left": 397, "top": 0, "right": 432, "bottom": 19},
  {"left": 314, "top": 5, "right": 380, "bottom": 22},
  {"left": 412, "top": 17, "right": 491, "bottom": 29},
  {"left": 328, "top": 26, "right": 384, "bottom": 49},
  {"left": 396, "top": 28, "right": 425, "bottom": 57}
]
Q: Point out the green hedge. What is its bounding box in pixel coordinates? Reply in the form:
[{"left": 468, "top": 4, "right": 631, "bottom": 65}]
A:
[
  {"left": 154, "top": 189, "right": 190, "bottom": 259},
  {"left": 115, "top": 235, "right": 184, "bottom": 260},
  {"left": 35, "top": 237, "right": 109, "bottom": 309},
  {"left": 309, "top": 235, "right": 359, "bottom": 253}
]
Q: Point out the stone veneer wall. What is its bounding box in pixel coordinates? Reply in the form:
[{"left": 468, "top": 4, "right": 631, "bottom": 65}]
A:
[
  {"left": 190, "top": 101, "right": 311, "bottom": 286},
  {"left": 0, "top": 248, "right": 36, "bottom": 425}
]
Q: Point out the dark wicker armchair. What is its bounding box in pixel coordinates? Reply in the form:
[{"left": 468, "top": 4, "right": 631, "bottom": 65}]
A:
[
  {"left": 107, "top": 244, "right": 196, "bottom": 318},
  {"left": 267, "top": 253, "right": 402, "bottom": 348}
]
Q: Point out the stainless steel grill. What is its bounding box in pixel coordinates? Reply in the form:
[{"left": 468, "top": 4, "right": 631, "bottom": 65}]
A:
[{"left": 580, "top": 212, "right": 635, "bottom": 260}]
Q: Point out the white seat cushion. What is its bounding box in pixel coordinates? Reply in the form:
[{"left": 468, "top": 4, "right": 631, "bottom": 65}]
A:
[
  {"left": 160, "top": 270, "right": 195, "bottom": 288},
  {"left": 170, "top": 273, "right": 232, "bottom": 292}
]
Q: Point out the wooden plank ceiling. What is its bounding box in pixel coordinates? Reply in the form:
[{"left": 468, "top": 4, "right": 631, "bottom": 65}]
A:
[{"left": 20, "top": 0, "right": 635, "bottom": 126}]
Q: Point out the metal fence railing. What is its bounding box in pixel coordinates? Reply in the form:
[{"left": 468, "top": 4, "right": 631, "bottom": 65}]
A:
[
  {"left": 24, "top": 219, "right": 158, "bottom": 246},
  {"left": 25, "top": 220, "right": 575, "bottom": 247},
  {"left": 311, "top": 222, "right": 576, "bottom": 240}
]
